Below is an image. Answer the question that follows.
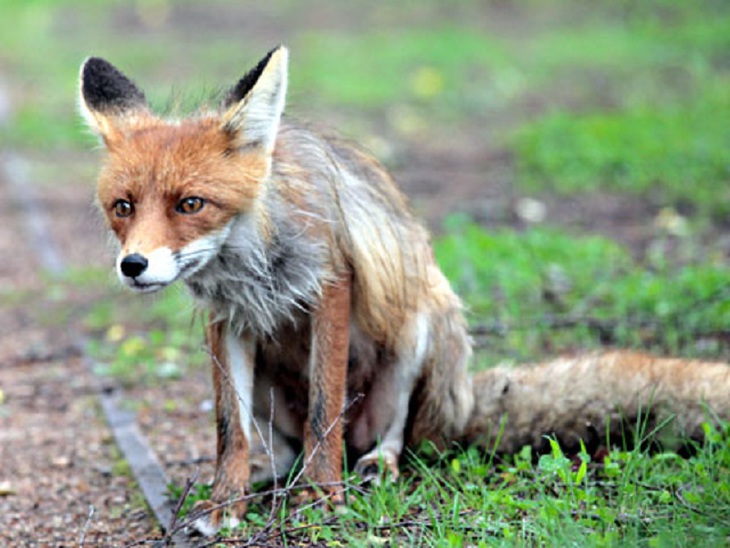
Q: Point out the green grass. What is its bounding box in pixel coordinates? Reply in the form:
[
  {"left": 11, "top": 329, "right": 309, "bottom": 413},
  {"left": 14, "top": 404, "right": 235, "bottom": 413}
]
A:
[
  {"left": 436, "top": 219, "right": 730, "bottom": 363},
  {"left": 505, "top": 2, "right": 730, "bottom": 219},
  {"left": 294, "top": 27, "right": 501, "bottom": 110},
  {"left": 524, "top": 10, "right": 730, "bottom": 87},
  {"left": 511, "top": 86, "right": 730, "bottom": 219},
  {"left": 169, "top": 426, "right": 730, "bottom": 545}
]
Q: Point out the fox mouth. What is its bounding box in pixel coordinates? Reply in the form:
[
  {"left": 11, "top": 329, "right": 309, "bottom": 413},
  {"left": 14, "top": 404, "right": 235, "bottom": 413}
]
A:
[{"left": 129, "top": 280, "right": 168, "bottom": 293}]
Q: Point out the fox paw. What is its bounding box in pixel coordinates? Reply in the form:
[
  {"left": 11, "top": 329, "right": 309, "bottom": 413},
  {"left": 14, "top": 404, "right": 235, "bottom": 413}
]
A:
[
  {"left": 294, "top": 485, "right": 346, "bottom": 509},
  {"left": 188, "top": 499, "right": 246, "bottom": 537},
  {"left": 354, "top": 450, "right": 400, "bottom": 484}
]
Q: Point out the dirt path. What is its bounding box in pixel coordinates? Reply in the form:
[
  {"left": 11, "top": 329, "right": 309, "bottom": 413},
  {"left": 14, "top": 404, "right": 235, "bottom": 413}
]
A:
[{"left": 0, "top": 154, "right": 157, "bottom": 545}]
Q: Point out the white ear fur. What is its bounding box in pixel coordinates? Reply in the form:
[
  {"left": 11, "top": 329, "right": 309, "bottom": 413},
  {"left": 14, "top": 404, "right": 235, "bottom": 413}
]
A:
[
  {"left": 221, "top": 47, "right": 289, "bottom": 153},
  {"left": 77, "top": 72, "right": 102, "bottom": 135}
]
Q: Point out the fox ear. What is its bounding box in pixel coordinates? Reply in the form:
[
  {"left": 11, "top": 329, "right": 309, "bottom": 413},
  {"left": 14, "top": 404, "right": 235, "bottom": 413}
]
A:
[
  {"left": 221, "top": 46, "right": 288, "bottom": 154},
  {"left": 79, "top": 57, "right": 149, "bottom": 145}
]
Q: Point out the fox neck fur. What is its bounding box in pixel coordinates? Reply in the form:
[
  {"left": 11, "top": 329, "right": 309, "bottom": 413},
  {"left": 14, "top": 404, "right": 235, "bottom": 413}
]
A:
[{"left": 184, "top": 133, "right": 335, "bottom": 337}]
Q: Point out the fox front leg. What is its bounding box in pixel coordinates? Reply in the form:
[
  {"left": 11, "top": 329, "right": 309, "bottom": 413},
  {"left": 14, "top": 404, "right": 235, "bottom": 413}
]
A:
[
  {"left": 301, "top": 278, "right": 351, "bottom": 505},
  {"left": 191, "top": 320, "right": 255, "bottom": 536}
]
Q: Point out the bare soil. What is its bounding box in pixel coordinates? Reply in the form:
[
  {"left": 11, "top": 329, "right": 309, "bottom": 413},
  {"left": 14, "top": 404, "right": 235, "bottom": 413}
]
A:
[{"left": 0, "top": 165, "right": 156, "bottom": 545}]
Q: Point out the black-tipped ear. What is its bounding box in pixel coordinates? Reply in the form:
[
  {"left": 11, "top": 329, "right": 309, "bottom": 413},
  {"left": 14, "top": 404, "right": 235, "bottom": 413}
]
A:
[
  {"left": 220, "top": 46, "right": 288, "bottom": 154},
  {"left": 222, "top": 47, "right": 279, "bottom": 110},
  {"left": 79, "top": 57, "right": 150, "bottom": 143},
  {"left": 81, "top": 57, "right": 147, "bottom": 114}
]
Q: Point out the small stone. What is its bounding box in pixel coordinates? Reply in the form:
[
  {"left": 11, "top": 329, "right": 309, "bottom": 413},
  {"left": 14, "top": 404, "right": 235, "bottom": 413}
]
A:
[
  {"left": 52, "top": 455, "right": 72, "bottom": 468},
  {"left": 515, "top": 197, "right": 547, "bottom": 223},
  {"left": 0, "top": 481, "right": 16, "bottom": 496}
]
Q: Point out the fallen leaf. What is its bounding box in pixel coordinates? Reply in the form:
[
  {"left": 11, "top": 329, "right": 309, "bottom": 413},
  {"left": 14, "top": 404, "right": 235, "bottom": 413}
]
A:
[{"left": 105, "top": 324, "right": 125, "bottom": 343}]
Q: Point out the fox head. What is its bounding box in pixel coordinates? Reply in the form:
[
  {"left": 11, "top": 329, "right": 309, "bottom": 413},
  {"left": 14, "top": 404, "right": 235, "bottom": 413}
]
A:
[{"left": 79, "top": 47, "right": 288, "bottom": 292}]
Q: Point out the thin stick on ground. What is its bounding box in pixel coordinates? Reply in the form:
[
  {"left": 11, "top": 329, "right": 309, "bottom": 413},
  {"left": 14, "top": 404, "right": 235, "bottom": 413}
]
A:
[
  {"left": 266, "top": 386, "right": 280, "bottom": 525},
  {"left": 165, "top": 469, "right": 200, "bottom": 544},
  {"left": 205, "top": 347, "right": 275, "bottom": 474},
  {"left": 173, "top": 393, "right": 364, "bottom": 537},
  {"left": 77, "top": 505, "right": 95, "bottom": 547}
]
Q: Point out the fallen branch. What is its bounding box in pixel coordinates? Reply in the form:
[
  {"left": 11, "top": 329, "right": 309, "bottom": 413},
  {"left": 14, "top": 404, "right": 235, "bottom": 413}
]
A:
[
  {"left": 165, "top": 469, "right": 200, "bottom": 545},
  {"left": 77, "top": 505, "right": 95, "bottom": 547}
]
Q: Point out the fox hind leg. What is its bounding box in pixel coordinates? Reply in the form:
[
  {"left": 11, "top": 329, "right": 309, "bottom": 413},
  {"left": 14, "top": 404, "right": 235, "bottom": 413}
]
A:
[
  {"left": 353, "top": 314, "right": 430, "bottom": 482},
  {"left": 248, "top": 415, "right": 299, "bottom": 485},
  {"left": 353, "top": 381, "right": 413, "bottom": 482}
]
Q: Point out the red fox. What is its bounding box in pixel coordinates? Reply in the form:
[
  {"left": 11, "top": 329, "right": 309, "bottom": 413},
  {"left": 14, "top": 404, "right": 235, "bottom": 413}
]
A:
[{"left": 80, "top": 47, "right": 730, "bottom": 535}]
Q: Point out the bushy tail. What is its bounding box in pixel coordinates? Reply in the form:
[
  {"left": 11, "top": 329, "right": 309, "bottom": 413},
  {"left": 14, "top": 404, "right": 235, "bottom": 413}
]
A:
[{"left": 462, "top": 351, "right": 730, "bottom": 455}]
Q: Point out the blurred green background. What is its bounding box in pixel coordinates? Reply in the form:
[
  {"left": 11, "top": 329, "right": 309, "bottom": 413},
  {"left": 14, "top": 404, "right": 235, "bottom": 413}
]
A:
[{"left": 1, "top": 0, "right": 728, "bottom": 369}]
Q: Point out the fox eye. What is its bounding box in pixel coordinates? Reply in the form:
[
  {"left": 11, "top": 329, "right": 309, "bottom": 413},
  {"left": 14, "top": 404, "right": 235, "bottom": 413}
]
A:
[
  {"left": 176, "top": 196, "right": 205, "bottom": 215},
  {"left": 113, "top": 199, "right": 134, "bottom": 218}
]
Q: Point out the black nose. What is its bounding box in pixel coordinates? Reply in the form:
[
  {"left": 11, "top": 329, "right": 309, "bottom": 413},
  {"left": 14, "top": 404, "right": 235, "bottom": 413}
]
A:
[{"left": 120, "top": 253, "right": 148, "bottom": 278}]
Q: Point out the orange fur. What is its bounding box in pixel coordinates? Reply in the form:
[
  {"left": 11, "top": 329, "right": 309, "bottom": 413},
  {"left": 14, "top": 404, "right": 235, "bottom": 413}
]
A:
[
  {"left": 97, "top": 121, "right": 267, "bottom": 256},
  {"left": 303, "top": 278, "right": 351, "bottom": 503}
]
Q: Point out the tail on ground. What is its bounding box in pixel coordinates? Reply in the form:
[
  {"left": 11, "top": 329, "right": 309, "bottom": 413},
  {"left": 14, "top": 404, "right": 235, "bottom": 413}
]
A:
[{"left": 462, "top": 351, "right": 730, "bottom": 456}]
